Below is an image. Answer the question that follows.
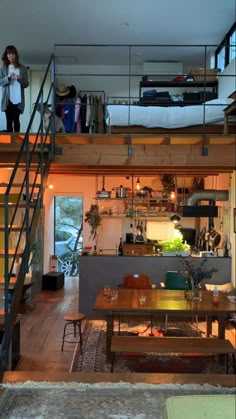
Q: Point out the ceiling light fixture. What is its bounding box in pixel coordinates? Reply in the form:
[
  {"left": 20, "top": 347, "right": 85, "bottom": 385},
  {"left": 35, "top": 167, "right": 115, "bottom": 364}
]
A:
[
  {"left": 136, "top": 177, "right": 141, "bottom": 191},
  {"left": 48, "top": 184, "right": 54, "bottom": 189},
  {"left": 170, "top": 214, "right": 181, "bottom": 224}
]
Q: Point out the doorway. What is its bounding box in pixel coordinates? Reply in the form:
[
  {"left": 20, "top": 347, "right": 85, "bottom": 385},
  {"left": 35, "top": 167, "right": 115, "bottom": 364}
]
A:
[{"left": 54, "top": 196, "right": 83, "bottom": 277}]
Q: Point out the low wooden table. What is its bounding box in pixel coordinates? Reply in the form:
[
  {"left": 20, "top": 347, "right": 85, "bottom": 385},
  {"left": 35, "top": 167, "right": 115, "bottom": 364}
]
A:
[{"left": 94, "top": 289, "right": 236, "bottom": 360}]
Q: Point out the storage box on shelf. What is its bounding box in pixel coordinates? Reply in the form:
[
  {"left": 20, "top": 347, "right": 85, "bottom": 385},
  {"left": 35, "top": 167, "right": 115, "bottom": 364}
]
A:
[{"left": 190, "top": 68, "right": 218, "bottom": 81}]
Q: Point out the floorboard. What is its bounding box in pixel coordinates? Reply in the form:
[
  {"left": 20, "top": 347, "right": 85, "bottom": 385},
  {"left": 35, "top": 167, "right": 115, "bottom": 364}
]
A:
[{"left": 15, "top": 276, "right": 79, "bottom": 373}]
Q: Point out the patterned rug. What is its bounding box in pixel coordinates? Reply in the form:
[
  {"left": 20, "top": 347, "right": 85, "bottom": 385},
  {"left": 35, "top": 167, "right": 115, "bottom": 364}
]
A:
[
  {"left": 70, "top": 319, "right": 234, "bottom": 374},
  {"left": 1, "top": 382, "right": 235, "bottom": 419}
]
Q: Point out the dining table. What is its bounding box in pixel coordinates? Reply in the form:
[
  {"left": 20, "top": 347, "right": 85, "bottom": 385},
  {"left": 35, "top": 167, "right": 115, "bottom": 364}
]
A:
[{"left": 94, "top": 288, "right": 236, "bottom": 360}]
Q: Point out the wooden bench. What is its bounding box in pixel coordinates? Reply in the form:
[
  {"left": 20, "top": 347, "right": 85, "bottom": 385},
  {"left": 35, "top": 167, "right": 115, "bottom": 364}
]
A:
[{"left": 110, "top": 335, "right": 235, "bottom": 373}]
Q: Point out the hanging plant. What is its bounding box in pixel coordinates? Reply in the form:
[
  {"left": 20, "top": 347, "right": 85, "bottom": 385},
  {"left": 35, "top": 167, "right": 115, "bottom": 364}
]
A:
[
  {"left": 84, "top": 204, "right": 101, "bottom": 240},
  {"left": 160, "top": 174, "right": 175, "bottom": 193}
]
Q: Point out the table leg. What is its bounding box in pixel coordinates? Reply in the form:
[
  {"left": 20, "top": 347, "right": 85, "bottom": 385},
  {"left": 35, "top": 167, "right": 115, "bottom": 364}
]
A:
[
  {"left": 106, "top": 315, "right": 114, "bottom": 362},
  {"left": 206, "top": 315, "right": 212, "bottom": 337},
  {"left": 218, "top": 315, "right": 226, "bottom": 339}
]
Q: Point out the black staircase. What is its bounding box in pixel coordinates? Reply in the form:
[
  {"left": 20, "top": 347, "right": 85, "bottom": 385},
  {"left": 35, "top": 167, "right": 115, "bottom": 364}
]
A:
[{"left": 0, "top": 54, "right": 56, "bottom": 372}]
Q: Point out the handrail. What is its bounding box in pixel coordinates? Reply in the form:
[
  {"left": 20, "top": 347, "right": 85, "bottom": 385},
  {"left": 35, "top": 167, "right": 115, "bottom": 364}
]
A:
[{"left": 1, "top": 54, "right": 56, "bottom": 371}]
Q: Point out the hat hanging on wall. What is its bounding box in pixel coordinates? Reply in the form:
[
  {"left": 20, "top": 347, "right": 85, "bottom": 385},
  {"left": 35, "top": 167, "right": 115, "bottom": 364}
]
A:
[
  {"left": 56, "top": 83, "right": 70, "bottom": 97},
  {"left": 68, "top": 85, "right": 77, "bottom": 98}
]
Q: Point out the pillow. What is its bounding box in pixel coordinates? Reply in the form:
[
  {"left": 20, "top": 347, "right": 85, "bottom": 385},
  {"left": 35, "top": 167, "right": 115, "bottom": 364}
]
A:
[{"left": 205, "top": 283, "right": 234, "bottom": 293}]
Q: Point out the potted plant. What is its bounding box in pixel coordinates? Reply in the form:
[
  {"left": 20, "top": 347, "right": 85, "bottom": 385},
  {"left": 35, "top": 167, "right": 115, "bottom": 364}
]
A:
[
  {"left": 179, "top": 256, "right": 218, "bottom": 299},
  {"left": 161, "top": 234, "right": 190, "bottom": 256}
]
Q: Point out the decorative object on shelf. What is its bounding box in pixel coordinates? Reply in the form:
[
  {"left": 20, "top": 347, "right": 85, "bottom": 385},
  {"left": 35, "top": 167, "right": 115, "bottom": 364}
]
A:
[
  {"left": 160, "top": 174, "right": 176, "bottom": 199},
  {"left": 84, "top": 204, "right": 101, "bottom": 240},
  {"left": 189, "top": 68, "right": 219, "bottom": 82},
  {"left": 179, "top": 257, "right": 218, "bottom": 300}
]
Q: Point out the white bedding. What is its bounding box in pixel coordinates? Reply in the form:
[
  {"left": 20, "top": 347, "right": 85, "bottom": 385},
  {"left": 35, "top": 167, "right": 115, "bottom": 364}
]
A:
[{"left": 106, "top": 98, "right": 233, "bottom": 129}]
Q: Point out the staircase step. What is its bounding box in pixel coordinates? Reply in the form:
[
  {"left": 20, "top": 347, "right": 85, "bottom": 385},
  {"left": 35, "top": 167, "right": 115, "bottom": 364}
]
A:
[
  {"left": 0, "top": 277, "right": 17, "bottom": 289},
  {"left": 0, "top": 224, "right": 25, "bottom": 232},
  {"left": 0, "top": 183, "right": 41, "bottom": 188},
  {"left": 0, "top": 201, "right": 36, "bottom": 208},
  {"left": 0, "top": 249, "right": 24, "bottom": 257}
]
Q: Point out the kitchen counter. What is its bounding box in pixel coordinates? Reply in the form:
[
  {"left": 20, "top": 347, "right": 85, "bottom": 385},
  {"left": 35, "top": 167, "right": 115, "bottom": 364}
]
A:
[{"left": 79, "top": 255, "right": 231, "bottom": 316}]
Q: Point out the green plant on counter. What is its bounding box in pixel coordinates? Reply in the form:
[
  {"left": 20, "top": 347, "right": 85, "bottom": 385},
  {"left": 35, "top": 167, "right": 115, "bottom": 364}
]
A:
[{"left": 161, "top": 235, "right": 190, "bottom": 254}]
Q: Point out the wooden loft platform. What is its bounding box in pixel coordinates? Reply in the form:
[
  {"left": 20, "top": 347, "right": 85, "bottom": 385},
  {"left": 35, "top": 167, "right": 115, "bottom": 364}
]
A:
[
  {"left": 0, "top": 132, "right": 236, "bottom": 146},
  {"left": 0, "top": 133, "right": 235, "bottom": 176}
]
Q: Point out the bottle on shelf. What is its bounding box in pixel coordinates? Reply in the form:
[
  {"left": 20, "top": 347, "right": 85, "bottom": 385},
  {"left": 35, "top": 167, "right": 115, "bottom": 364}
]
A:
[
  {"left": 118, "top": 237, "right": 123, "bottom": 256},
  {"left": 212, "top": 286, "right": 219, "bottom": 304}
]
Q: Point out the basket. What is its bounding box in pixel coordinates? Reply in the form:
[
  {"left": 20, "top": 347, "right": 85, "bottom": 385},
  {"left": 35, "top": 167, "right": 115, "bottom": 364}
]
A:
[{"left": 190, "top": 68, "right": 218, "bottom": 81}]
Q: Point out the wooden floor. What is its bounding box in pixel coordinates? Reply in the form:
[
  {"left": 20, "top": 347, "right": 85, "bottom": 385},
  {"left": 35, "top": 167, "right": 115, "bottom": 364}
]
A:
[
  {"left": 1, "top": 277, "right": 236, "bottom": 386},
  {"left": 15, "top": 276, "right": 80, "bottom": 373}
]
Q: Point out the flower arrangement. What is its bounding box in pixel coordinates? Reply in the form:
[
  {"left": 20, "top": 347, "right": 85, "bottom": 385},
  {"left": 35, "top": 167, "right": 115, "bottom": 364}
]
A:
[{"left": 179, "top": 256, "right": 218, "bottom": 288}]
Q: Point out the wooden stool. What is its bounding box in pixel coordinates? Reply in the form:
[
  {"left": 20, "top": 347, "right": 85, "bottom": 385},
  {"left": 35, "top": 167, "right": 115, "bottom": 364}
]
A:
[{"left": 61, "top": 312, "right": 85, "bottom": 353}]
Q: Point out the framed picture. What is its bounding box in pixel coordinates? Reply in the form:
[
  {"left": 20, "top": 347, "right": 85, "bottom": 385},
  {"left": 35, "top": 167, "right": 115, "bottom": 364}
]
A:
[{"left": 234, "top": 208, "right": 236, "bottom": 233}]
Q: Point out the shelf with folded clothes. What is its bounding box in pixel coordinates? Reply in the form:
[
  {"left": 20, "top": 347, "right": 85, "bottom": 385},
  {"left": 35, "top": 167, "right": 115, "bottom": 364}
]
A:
[{"left": 139, "top": 80, "right": 218, "bottom": 107}]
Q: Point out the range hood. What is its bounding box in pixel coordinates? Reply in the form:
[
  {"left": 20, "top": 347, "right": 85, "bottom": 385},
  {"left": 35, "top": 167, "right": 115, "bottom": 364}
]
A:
[{"left": 182, "top": 190, "right": 229, "bottom": 217}]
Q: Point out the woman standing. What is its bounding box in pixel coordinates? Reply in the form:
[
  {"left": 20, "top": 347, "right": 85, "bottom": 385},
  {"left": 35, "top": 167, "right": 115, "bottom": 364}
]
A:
[{"left": 0, "top": 45, "right": 29, "bottom": 132}]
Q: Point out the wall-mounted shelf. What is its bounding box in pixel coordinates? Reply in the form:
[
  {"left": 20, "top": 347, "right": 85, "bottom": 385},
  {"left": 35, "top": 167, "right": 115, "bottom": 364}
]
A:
[{"left": 96, "top": 192, "right": 175, "bottom": 217}]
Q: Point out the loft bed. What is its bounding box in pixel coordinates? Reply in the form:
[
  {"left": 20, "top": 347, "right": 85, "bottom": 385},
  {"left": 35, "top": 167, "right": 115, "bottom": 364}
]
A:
[{"left": 105, "top": 98, "right": 235, "bottom": 135}]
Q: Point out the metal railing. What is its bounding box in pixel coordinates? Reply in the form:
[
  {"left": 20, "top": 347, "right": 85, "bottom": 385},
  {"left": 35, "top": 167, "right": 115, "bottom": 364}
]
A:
[{"left": 0, "top": 54, "right": 56, "bottom": 371}]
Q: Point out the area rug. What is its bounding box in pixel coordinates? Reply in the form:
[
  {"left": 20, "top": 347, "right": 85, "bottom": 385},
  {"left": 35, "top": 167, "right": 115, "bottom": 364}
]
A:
[
  {"left": 70, "top": 320, "right": 234, "bottom": 374},
  {"left": 0, "top": 382, "right": 235, "bottom": 419}
]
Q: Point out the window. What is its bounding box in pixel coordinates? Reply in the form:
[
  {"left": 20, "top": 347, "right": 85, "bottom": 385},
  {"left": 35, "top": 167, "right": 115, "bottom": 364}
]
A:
[
  {"left": 229, "top": 30, "right": 236, "bottom": 62},
  {"left": 215, "top": 22, "right": 236, "bottom": 69},
  {"left": 217, "top": 46, "right": 226, "bottom": 72}
]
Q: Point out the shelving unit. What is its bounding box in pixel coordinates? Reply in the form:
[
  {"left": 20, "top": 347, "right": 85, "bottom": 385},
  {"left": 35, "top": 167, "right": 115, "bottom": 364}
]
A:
[
  {"left": 96, "top": 195, "right": 175, "bottom": 218},
  {"left": 139, "top": 80, "right": 218, "bottom": 106}
]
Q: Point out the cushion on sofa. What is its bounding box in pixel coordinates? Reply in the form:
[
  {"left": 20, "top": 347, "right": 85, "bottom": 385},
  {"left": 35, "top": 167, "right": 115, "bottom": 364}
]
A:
[{"left": 164, "top": 395, "right": 235, "bottom": 419}]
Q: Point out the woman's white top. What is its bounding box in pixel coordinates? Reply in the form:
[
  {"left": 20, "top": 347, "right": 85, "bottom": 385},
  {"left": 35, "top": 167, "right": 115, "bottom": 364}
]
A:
[{"left": 8, "top": 64, "right": 21, "bottom": 104}]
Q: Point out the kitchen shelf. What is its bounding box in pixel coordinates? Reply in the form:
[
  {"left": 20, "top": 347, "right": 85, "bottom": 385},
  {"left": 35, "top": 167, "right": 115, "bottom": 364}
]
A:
[{"left": 100, "top": 213, "right": 173, "bottom": 218}]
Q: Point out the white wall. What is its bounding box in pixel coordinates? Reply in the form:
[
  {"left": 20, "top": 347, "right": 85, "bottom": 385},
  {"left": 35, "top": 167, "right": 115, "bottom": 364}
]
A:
[{"left": 218, "top": 58, "right": 236, "bottom": 98}]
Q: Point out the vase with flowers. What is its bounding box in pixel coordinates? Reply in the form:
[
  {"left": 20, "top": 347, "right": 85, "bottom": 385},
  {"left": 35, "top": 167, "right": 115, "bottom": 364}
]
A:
[{"left": 179, "top": 257, "right": 218, "bottom": 300}]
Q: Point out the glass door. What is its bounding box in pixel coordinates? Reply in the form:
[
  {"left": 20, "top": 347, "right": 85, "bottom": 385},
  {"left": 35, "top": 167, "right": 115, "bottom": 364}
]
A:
[{"left": 54, "top": 196, "right": 83, "bottom": 277}]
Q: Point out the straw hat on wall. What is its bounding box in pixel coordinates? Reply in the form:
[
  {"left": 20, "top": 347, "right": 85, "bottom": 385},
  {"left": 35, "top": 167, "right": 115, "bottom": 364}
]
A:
[{"left": 56, "top": 83, "right": 70, "bottom": 97}]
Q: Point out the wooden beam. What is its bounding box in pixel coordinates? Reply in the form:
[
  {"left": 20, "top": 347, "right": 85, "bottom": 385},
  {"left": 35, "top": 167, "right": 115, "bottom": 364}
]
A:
[{"left": 48, "top": 164, "right": 230, "bottom": 176}]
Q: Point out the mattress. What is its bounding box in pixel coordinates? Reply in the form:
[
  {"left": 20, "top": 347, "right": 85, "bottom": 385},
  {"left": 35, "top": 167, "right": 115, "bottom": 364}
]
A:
[{"left": 106, "top": 98, "right": 233, "bottom": 129}]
